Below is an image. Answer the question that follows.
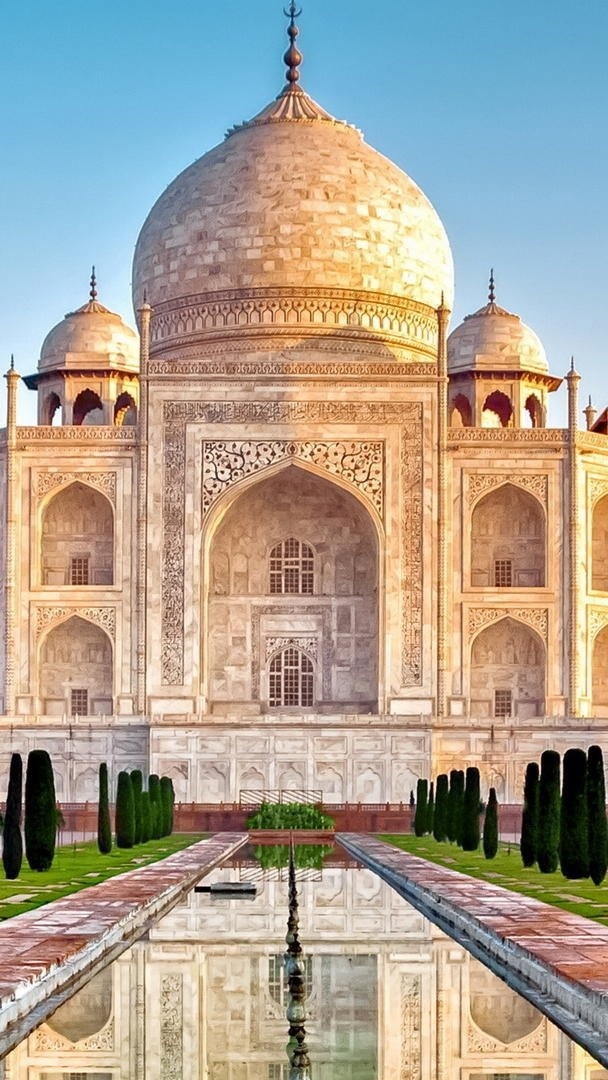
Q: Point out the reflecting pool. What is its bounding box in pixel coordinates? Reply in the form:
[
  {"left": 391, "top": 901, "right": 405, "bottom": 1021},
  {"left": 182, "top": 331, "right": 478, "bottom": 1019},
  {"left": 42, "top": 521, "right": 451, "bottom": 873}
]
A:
[{"left": 2, "top": 845, "right": 606, "bottom": 1079}]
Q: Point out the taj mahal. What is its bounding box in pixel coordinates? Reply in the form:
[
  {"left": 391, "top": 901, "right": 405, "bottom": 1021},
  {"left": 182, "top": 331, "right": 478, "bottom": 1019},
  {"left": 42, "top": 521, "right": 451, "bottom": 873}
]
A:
[{"left": 1, "top": 7, "right": 608, "bottom": 806}]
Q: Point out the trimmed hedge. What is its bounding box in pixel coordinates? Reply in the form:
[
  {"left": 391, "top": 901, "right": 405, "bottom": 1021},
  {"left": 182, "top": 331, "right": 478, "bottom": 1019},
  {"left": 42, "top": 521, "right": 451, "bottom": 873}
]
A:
[
  {"left": 520, "top": 761, "right": 539, "bottom": 868},
  {"left": 462, "top": 767, "right": 481, "bottom": 851},
  {"left": 433, "top": 774, "right": 449, "bottom": 843},
  {"left": 560, "top": 747, "right": 589, "bottom": 879},
  {"left": 482, "top": 787, "right": 498, "bottom": 860},
  {"left": 538, "top": 749, "right": 560, "bottom": 873},
  {"left": 130, "top": 770, "right": 143, "bottom": 845},
  {"left": 148, "top": 774, "right": 162, "bottom": 840},
  {"left": 588, "top": 744, "right": 608, "bottom": 886},
  {"left": 115, "top": 771, "right": 135, "bottom": 849},
  {"left": 413, "top": 779, "right": 428, "bottom": 837},
  {"left": 160, "top": 776, "right": 175, "bottom": 836},
  {"left": 24, "top": 750, "right": 57, "bottom": 872},
  {"left": 140, "top": 790, "right": 152, "bottom": 843},
  {"left": 97, "top": 762, "right": 112, "bottom": 855},
  {"left": 2, "top": 752, "right": 23, "bottom": 880}
]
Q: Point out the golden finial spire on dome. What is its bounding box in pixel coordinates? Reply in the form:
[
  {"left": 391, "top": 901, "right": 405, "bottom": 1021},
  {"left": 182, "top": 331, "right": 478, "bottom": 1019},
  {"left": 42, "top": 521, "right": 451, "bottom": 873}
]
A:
[
  {"left": 89, "top": 265, "right": 98, "bottom": 302},
  {"left": 488, "top": 267, "right": 496, "bottom": 303},
  {"left": 282, "top": 2, "right": 303, "bottom": 91}
]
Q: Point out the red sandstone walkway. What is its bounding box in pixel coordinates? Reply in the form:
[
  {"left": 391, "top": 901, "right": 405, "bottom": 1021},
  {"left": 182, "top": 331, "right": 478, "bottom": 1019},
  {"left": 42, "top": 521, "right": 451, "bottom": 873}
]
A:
[
  {"left": 338, "top": 833, "right": 608, "bottom": 1065},
  {"left": 0, "top": 832, "right": 247, "bottom": 1057}
]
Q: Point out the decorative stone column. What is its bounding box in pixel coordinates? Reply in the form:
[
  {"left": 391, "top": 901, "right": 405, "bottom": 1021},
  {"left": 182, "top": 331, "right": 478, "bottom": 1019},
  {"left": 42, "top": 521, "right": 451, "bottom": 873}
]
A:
[
  {"left": 4, "top": 358, "right": 20, "bottom": 715},
  {"left": 136, "top": 302, "right": 151, "bottom": 715},
  {"left": 436, "top": 298, "right": 451, "bottom": 718},
  {"left": 566, "top": 359, "right": 581, "bottom": 716}
]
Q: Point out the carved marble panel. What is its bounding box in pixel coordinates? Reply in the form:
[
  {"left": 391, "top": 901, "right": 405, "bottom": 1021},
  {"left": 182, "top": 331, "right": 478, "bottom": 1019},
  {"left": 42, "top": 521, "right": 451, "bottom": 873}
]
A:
[
  {"left": 34, "top": 606, "right": 116, "bottom": 640},
  {"left": 400, "top": 973, "right": 421, "bottom": 1080},
  {"left": 467, "top": 472, "right": 548, "bottom": 507},
  {"left": 36, "top": 470, "right": 116, "bottom": 502},
  {"left": 467, "top": 607, "right": 548, "bottom": 641},
  {"left": 159, "top": 973, "right": 183, "bottom": 1080}
]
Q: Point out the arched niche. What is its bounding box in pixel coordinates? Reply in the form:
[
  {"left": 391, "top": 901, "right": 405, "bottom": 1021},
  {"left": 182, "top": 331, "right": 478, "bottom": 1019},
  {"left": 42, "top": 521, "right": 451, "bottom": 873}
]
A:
[
  {"left": 42, "top": 391, "right": 61, "bottom": 426},
  {"left": 592, "top": 495, "right": 608, "bottom": 591},
  {"left": 470, "top": 617, "right": 545, "bottom": 719},
  {"left": 114, "top": 391, "right": 137, "bottom": 426},
  {"left": 469, "top": 964, "right": 542, "bottom": 1045},
  {"left": 46, "top": 968, "right": 112, "bottom": 1043},
  {"left": 73, "top": 388, "right": 104, "bottom": 426},
  {"left": 206, "top": 464, "right": 379, "bottom": 713},
  {"left": 592, "top": 625, "right": 608, "bottom": 714},
  {"left": 39, "top": 615, "right": 113, "bottom": 716},
  {"left": 524, "top": 392, "right": 544, "bottom": 428},
  {"left": 471, "top": 483, "right": 545, "bottom": 588},
  {"left": 41, "top": 481, "right": 114, "bottom": 586},
  {"left": 481, "top": 389, "right": 512, "bottom": 428},
  {"left": 450, "top": 392, "right": 472, "bottom": 427}
]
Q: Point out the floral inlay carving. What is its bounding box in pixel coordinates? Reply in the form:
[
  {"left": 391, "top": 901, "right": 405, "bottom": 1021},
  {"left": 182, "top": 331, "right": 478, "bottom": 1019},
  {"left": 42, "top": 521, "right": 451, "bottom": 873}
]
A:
[
  {"left": 265, "top": 636, "right": 318, "bottom": 661},
  {"left": 466, "top": 1013, "right": 546, "bottom": 1054},
  {"left": 160, "top": 973, "right": 183, "bottom": 1080},
  {"left": 161, "top": 400, "right": 422, "bottom": 687},
  {"left": 32, "top": 1018, "right": 114, "bottom": 1052},
  {"left": 202, "top": 439, "right": 383, "bottom": 516},
  {"left": 589, "top": 608, "right": 608, "bottom": 640},
  {"left": 34, "top": 606, "right": 116, "bottom": 640},
  {"left": 467, "top": 472, "right": 548, "bottom": 506},
  {"left": 467, "top": 607, "right": 548, "bottom": 640},
  {"left": 589, "top": 476, "right": 608, "bottom": 507},
  {"left": 400, "top": 973, "right": 421, "bottom": 1079},
  {"left": 36, "top": 470, "right": 116, "bottom": 502}
]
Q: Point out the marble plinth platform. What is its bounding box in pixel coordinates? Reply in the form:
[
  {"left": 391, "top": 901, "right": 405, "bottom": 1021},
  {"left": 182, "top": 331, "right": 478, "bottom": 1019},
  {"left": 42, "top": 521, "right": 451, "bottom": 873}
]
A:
[{"left": 0, "top": 832, "right": 247, "bottom": 1058}]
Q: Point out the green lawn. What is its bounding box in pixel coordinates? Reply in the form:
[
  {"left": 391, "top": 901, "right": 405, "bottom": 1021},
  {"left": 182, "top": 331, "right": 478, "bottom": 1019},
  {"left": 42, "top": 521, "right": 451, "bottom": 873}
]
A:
[
  {"left": 380, "top": 834, "right": 608, "bottom": 927},
  {"left": 0, "top": 834, "right": 202, "bottom": 920}
]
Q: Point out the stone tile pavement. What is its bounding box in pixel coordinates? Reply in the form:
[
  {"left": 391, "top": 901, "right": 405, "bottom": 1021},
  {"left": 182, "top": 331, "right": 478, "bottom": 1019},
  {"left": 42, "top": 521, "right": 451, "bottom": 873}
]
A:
[{"left": 0, "top": 832, "right": 247, "bottom": 1057}]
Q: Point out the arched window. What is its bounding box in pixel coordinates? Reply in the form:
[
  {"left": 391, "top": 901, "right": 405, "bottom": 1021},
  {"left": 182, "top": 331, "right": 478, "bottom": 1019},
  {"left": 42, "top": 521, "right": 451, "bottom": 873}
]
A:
[
  {"left": 73, "top": 389, "right": 104, "bottom": 426},
  {"left": 481, "top": 390, "right": 513, "bottom": 428},
  {"left": 269, "top": 538, "right": 314, "bottom": 594},
  {"left": 114, "top": 391, "right": 137, "bottom": 426},
  {"left": 450, "top": 393, "right": 472, "bottom": 427},
  {"left": 269, "top": 647, "right": 314, "bottom": 707}
]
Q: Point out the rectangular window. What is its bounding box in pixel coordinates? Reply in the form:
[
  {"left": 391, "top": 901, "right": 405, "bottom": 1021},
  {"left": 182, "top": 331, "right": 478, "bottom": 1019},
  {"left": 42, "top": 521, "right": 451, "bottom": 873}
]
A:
[
  {"left": 494, "top": 689, "right": 512, "bottom": 717},
  {"left": 70, "top": 688, "right": 88, "bottom": 716},
  {"left": 494, "top": 559, "right": 513, "bottom": 587},
  {"left": 70, "top": 555, "right": 90, "bottom": 585}
]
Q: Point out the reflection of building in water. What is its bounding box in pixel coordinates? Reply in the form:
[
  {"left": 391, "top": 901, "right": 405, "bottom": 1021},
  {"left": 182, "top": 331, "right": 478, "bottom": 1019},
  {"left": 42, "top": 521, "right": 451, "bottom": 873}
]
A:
[{"left": 3, "top": 868, "right": 604, "bottom": 1078}]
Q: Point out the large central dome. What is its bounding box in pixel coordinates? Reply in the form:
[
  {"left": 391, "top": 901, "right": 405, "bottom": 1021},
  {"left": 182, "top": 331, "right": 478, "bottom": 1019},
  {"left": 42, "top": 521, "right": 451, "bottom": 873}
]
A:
[{"left": 133, "top": 32, "right": 453, "bottom": 356}]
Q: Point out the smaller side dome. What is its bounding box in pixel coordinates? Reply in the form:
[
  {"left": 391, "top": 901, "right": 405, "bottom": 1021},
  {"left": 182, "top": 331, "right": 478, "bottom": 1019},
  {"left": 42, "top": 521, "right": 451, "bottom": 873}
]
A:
[
  {"left": 448, "top": 280, "right": 547, "bottom": 376},
  {"left": 39, "top": 277, "right": 139, "bottom": 375}
]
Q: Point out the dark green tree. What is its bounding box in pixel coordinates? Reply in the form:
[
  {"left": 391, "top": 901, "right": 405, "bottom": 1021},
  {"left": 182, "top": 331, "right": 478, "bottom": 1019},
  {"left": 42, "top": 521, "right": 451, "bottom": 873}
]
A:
[
  {"left": 24, "top": 749, "right": 57, "bottom": 871},
  {"left": 560, "top": 747, "right": 589, "bottom": 879},
  {"left": 148, "top": 774, "right": 162, "bottom": 839},
  {"left": 160, "top": 776, "right": 175, "bottom": 836},
  {"left": 2, "top": 752, "right": 23, "bottom": 880},
  {"left": 462, "top": 767, "right": 481, "bottom": 851},
  {"left": 115, "top": 771, "right": 135, "bottom": 849},
  {"left": 520, "top": 761, "right": 540, "bottom": 868},
  {"left": 454, "top": 770, "right": 465, "bottom": 846},
  {"left": 413, "top": 778, "right": 428, "bottom": 837},
  {"left": 433, "top": 773, "right": 449, "bottom": 842},
  {"left": 140, "top": 790, "right": 152, "bottom": 843},
  {"left": 130, "top": 769, "right": 143, "bottom": 844},
  {"left": 482, "top": 787, "right": 498, "bottom": 859},
  {"left": 587, "top": 744, "right": 608, "bottom": 886},
  {"left": 446, "top": 769, "right": 459, "bottom": 842},
  {"left": 426, "top": 780, "right": 435, "bottom": 835},
  {"left": 537, "top": 749, "right": 561, "bottom": 873},
  {"left": 97, "top": 762, "right": 112, "bottom": 854}
]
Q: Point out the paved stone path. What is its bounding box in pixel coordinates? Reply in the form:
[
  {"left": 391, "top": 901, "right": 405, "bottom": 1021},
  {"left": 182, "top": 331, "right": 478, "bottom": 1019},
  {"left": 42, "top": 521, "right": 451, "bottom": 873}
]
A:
[
  {"left": 338, "top": 833, "right": 608, "bottom": 1067},
  {"left": 0, "top": 832, "right": 247, "bottom": 1057}
]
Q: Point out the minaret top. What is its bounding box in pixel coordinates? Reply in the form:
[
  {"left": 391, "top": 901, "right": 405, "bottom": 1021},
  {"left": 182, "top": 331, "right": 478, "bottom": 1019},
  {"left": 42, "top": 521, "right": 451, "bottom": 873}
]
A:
[{"left": 282, "top": 3, "right": 303, "bottom": 91}]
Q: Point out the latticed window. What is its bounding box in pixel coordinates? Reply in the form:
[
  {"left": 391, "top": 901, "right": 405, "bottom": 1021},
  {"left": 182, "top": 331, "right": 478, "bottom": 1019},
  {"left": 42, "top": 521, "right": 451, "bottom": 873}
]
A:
[
  {"left": 269, "top": 538, "right": 314, "bottom": 594},
  {"left": 70, "top": 688, "right": 88, "bottom": 716},
  {"left": 70, "top": 555, "right": 90, "bottom": 585},
  {"left": 494, "top": 689, "right": 512, "bottom": 717},
  {"left": 269, "top": 648, "right": 314, "bottom": 707},
  {"left": 494, "top": 559, "right": 513, "bottom": 587}
]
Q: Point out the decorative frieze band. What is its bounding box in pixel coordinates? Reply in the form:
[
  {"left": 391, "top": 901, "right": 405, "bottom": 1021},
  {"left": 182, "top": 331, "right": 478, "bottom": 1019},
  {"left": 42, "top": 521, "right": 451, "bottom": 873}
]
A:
[
  {"left": 202, "top": 440, "right": 383, "bottom": 517},
  {"left": 36, "top": 470, "right": 116, "bottom": 502},
  {"left": 148, "top": 357, "right": 437, "bottom": 378},
  {"left": 150, "top": 286, "right": 438, "bottom": 356},
  {"left": 467, "top": 472, "right": 548, "bottom": 507},
  {"left": 17, "top": 426, "right": 135, "bottom": 444},
  {"left": 467, "top": 607, "right": 548, "bottom": 641},
  {"left": 34, "top": 606, "right": 116, "bottom": 640}
]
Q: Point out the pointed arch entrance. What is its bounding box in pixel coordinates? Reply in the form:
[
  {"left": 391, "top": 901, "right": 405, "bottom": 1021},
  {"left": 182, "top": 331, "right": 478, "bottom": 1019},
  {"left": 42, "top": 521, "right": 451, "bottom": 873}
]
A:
[
  {"left": 38, "top": 615, "right": 113, "bottom": 715},
  {"left": 204, "top": 463, "right": 379, "bottom": 712}
]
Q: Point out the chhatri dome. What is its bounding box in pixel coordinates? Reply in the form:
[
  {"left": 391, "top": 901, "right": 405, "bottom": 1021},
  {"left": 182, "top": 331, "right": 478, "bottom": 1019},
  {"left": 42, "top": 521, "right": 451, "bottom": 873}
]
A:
[
  {"left": 38, "top": 269, "right": 139, "bottom": 375},
  {"left": 132, "top": 6, "right": 453, "bottom": 337},
  {"left": 447, "top": 271, "right": 548, "bottom": 376}
]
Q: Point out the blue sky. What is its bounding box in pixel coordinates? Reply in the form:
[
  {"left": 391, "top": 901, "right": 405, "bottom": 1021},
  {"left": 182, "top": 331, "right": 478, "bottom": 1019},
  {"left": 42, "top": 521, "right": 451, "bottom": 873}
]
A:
[{"left": 1, "top": 0, "right": 606, "bottom": 425}]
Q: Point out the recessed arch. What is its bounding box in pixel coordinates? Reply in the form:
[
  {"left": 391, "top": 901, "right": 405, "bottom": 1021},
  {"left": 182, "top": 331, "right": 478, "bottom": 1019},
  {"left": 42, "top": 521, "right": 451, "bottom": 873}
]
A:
[
  {"left": 203, "top": 462, "right": 380, "bottom": 714},
  {"left": 42, "top": 391, "right": 62, "bottom": 426},
  {"left": 592, "top": 494, "right": 608, "bottom": 591},
  {"left": 524, "top": 392, "right": 544, "bottom": 428},
  {"left": 114, "top": 391, "right": 137, "bottom": 426},
  {"left": 470, "top": 482, "right": 545, "bottom": 587},
  {"left": 38, "top": 615, "right": 113, "bottom": 716},
  {"left": 73, "top": 388, "right": 104, "bottom": 426},
  {"left": 470, "top": 616, "right": 545, "bottom": 719},
  {"left": 481, "top": 389, "right": 512, "bottom": 428},
  {"left": 592, "top": 623, "right": 608, "bottom": 715},
  {"left": 41, "top": 481, "right": 114, "bottom": 586},
  {"left": 450, "top": 392, "right": 472, "bottom": 427}
]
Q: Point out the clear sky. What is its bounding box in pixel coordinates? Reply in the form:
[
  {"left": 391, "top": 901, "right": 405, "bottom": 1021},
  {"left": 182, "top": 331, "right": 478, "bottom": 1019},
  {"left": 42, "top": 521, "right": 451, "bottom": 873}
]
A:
[{"left": 1, "top": 0, "right": 606, "bottom": 425}]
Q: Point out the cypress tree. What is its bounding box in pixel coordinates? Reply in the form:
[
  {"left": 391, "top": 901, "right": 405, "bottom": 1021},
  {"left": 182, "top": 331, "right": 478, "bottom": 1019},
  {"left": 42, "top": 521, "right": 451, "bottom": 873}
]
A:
[
  {"left": 454, "top": 770, "right": 466, "bottom": 847},
  {"left": 97, "top": 762, "right": 112, "bottom": 855},
  {"left": 148, "top": 774, "right": 162, "bottom": 839},
  {"left": 414, "top": 778, "right": 428, "bottom": 837},
  {"left": 433, "top": 773, "right": 449, "bottom": 842},
  {"left": 2, "top": 752, "right": 23, "bottom": 880},
  {"left": 140, "top": 790, "right": 152, "bottom": 843},
  {"left": 115, "top": 771, "right": 135, "bottom": 849},
  {"left": 483, "top": 787, "right": 498, "bottom": 860},
  {"left": 160, "top": 776, "right": 174, "bottom": 836},
  {"left": 426, "top": 781, "right": 435, "bottom": 835},
  {"left": 446, "top": 769, "right": 459, "bottom": 842},
  {"left": 462, "top": 766, "right": 481, "bottom": 851},
  {"left": 560, "top": 747, "right": 589, "bottom": 879},
  {"left": 520, "top": 761, "right": 540, "bottom": 868},
  {"left": 24, "top": 749, "right": 57, "bottom": 871},
  {"left": 538, "top": 749, "right": 561, "bottom": 873},
  {"left": 587, "top": 744, "right": 608, "bottom": 886},
  {"left": 130, "top": 769, "right": 143, "bottom": 844}
]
